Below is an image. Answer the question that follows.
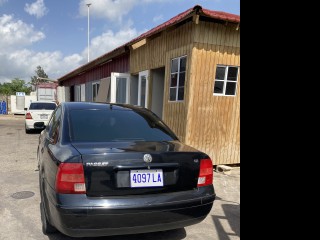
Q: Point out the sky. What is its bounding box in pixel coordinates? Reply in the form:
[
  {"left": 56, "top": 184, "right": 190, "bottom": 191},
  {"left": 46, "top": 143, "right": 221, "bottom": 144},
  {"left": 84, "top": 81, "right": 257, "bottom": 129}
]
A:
[{"left": 0, "top": 0, "right": 240, "bottom": 84}]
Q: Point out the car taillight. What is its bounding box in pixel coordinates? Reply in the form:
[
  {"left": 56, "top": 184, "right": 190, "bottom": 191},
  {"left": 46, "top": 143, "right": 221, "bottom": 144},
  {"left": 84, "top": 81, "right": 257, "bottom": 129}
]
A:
[
  {"left": 197, "top": 158, "right": 213, "bottom": 187},
  {"left": 25, "top": 113, "right": 32, "bottom": 119},
  {"left": 55, "top": 163, "right": 86, "bottom": 194}
]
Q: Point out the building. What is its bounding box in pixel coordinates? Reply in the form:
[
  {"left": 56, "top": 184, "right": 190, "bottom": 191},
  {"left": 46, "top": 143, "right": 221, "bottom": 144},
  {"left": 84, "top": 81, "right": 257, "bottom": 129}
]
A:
[{"left": 58, "top": 5, "right": 240, "bottom": 165}]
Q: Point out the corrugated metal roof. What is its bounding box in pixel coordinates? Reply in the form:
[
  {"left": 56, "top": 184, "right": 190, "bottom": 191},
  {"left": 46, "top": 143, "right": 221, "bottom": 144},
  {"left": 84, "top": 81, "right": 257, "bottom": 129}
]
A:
[
  {"left": 58, "top": 5, "right": 240, "bottom": 82},
  {"left": 127, "top": 5, "right": 240, "bottom": 46},
  {"left": 202, "top": 8, "right": 240, "bottom": 23}
]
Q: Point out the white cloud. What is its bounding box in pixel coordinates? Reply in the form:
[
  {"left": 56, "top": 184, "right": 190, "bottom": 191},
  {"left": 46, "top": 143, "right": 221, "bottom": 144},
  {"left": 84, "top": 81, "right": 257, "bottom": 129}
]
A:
[
  {"left": 24, "top": 0, "right": 48, "bottom": 19},
  {"left": 78, "top": 0, "right": 169, "bottom": 23},
  {"left": 0, "top": 0, "right": 8, "bottom": 6},
  {"left": 1, "top": 0, "right": 166, "bottom": 84},
  {"left": 83, "top": 27, "right": 141, "bottom": 60},
  {"left": 0, "top": 12, "right": 141, "bottom": 83},
  {"left": 79, "top": 0, "right": 136, "bottom": 23},
  {"left": 0, "top": 14, "right": 45, "bottom": 51},
  {"left": 0, "top": 49, "right": 83, "bottom": 83},
  {"left": 153, "top": 14, "right": 163, "bottom": 22}
]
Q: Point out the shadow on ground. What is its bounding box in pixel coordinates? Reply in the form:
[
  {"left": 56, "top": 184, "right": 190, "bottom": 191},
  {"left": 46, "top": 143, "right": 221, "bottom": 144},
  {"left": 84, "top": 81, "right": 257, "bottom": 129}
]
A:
[{"left": 211, "top": 203, "right": 240, "bottom": 240}]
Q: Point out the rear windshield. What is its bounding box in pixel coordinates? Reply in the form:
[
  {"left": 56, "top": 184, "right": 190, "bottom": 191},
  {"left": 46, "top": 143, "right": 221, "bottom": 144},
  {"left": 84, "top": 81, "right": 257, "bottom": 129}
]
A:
[
  {"left": 69, "top": 109, "right": 178, "bottom": 142},
  {"left": 29, "top": 102, "right": 56, "bottom": 110}
]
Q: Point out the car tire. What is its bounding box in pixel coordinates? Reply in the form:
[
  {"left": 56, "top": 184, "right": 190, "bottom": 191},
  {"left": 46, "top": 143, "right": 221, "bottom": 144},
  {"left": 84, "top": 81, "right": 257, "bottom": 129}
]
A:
[
  {"left": 25, "top": 125, "right": 31, "bottom": 134},
  {"left": 40, "top": 202, "right": 57, "bottom": 234},
  {"left": 39, "top": 175, "right": 57, "bottom": 234}
]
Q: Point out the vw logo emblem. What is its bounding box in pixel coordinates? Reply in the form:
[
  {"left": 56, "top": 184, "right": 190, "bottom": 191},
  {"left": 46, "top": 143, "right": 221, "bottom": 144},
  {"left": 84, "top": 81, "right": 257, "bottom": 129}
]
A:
[{"left": 143, "top": 154, "right": 152, "bottom": 163}]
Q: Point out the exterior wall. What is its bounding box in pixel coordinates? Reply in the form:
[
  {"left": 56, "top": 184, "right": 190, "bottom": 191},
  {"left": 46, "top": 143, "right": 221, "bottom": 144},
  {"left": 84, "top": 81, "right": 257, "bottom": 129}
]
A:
[
  {"left": 130, "top": 21, "right": 194, "bottom": 74},
  {"left": 59, "top": 18, "right": 240, "bottom": 165},
  {"left": 130, "top": 20, "right": 240, "bottom": 165},
  {"left": 61, "top": 53, "right": 129, "bottom": 87},
  {"left": 130, "top": 21, "right": 194, "bottom": 141},
  {"left": 9, "top": 95, "right": 37, "bottom": 114},
  {"left": 186, "top": 22, "right": 240, "bottom": 165}
]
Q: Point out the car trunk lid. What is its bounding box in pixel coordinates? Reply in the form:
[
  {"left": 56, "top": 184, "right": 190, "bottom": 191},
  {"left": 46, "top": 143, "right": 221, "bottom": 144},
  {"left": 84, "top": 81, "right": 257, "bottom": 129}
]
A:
[
  {"left": 29, "top": 110, "right": 53, "bottom": 121},
  {"left": 72, "top": 141, "right": 205, "bottom": 197}
]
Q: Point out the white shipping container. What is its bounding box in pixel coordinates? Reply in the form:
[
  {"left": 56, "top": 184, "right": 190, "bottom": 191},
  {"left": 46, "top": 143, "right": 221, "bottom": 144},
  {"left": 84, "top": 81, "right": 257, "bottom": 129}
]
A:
[{"left": 37, "top": 87, "right": 56, "bottom": 101}]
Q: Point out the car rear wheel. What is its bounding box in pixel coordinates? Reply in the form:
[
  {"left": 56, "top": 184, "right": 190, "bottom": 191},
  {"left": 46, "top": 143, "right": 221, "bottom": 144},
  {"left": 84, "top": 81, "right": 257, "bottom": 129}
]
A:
[
  {"left": 39, "top": 174, "right": 57, "bottom": 234},
  {"left": 40, "top": 202, "right": 57, "bottom": 234},
  {"left": 25, "top": 125, "right": 31, "bottom": 134}
]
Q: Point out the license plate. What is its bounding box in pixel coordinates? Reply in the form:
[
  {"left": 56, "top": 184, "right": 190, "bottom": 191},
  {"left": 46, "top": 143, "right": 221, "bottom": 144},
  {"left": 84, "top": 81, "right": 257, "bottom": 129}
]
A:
[
  {"left": 40, "top": 114, "right": 48, "bottom": 119},
  {"left": 130, "top": 169, "right": 163, "bottom": 188}
]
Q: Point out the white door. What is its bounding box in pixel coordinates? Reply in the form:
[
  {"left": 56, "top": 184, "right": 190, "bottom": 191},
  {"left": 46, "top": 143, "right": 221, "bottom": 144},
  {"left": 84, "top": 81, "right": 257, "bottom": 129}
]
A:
[
  {"left": 80, "top": 84, "right": 85, "bottom": 101},
  {"left": 74, "top": 85, "right": 81, "bottom": 101},
  {"left": 111, "top": 73, "right": 131, "bottom": 104},
  {"left": 138, "top": 70, "right": 149, "bottom": 107}
]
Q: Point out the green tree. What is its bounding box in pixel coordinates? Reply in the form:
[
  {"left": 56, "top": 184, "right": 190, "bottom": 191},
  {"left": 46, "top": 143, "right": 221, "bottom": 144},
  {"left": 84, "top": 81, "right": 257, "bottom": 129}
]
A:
[
  {"left": 30, "top": 66, "right": 49, "bottom": 86},
  {"left": 0, "top": 78, "right": 31, "bottom": 96}
]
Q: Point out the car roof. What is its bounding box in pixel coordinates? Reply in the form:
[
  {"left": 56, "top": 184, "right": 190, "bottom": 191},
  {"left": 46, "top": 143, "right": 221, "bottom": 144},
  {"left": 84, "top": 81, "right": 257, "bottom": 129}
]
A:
[
  {"left": 30, "top": 101, "right": 57, "bottom": 104},
  {"left": 62, "top": 102, "right": 145, "bottom": 111}
]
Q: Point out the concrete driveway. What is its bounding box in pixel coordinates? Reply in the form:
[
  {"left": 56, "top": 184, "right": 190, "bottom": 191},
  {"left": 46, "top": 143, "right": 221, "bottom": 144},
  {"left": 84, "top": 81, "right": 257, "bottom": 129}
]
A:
[{"left": 0, "top": 114, "right": 240, "bottom": 240}]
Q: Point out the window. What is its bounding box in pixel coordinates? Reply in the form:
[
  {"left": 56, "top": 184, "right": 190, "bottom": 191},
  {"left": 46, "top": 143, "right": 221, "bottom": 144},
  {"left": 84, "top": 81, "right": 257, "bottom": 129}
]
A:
[
  {"left": 140, "top": 76, "right": 146, "bottom": 107},
  {"left": 47, "top": 106, "right": 61, "bottom": 143},
  {"left": 69, "top": 109, "right": 178, "bottom": 142},
  {"left": 92, "top": 82, "right": 100, "bottom": 102},
  {"left": 169, "top": 56, "right": 187, "bottom": 101},
  {"left": 110, "top": 73, "right": 130, "bottom": 104},
  {"left": 115, "top": 78, "right": 127, "bottom": 103},
  {"left": 29, "top": 102, "right": 56, "bottom": 110},
  {"left": 74, "top": 85, "right": 81, "bottom": 101},
  {"left": 214, "top": 65, "right": 239, "bottom": 96}
]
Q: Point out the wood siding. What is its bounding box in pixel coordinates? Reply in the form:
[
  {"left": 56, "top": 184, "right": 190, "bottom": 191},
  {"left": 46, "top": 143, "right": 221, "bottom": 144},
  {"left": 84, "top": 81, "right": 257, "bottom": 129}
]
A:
[
  {"left": 186, "top": 22, "right": 240, "bottom": 165},
  {"left": 130, "top": 21, "right": 194, "bottom": 74},
  {"left": 130, "top": 21, "right": 195, "bottom": 141},
  {"left": 130, "top": 20, "right": 240, "bottom": 164}
]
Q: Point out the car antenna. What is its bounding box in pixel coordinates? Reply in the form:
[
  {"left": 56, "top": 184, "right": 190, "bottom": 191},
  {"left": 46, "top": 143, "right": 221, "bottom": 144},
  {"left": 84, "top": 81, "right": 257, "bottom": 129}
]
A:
[{"left": 110, "top": 103, "right": 113, "bottom": 110}]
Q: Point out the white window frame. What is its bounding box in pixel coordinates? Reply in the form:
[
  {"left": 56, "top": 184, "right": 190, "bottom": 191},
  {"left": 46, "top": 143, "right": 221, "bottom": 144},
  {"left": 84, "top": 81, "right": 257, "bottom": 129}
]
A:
[
  {"left": 110, "top": 72, "right": 131, "bottom": 104},
  {"left": 169, "top": 55, "right": 187, "bottom": 102},
  {"left": 213, "top": 65, "right": 239, "bottom": 96},
  {"left": 80, "top": 83, "right": 85, "bottom": 101},
  {"left": 138, "top": 70, "right": 149, "bottom": 107},
  {"left": 92, "top": 81, "right": 100, "bottom": 102}
]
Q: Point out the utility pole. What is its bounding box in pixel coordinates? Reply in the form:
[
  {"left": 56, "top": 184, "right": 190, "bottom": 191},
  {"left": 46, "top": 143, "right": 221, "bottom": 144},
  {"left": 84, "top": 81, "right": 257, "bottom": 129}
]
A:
[{"left": 86, "top": 3, "right": 92, "bottom": 63}]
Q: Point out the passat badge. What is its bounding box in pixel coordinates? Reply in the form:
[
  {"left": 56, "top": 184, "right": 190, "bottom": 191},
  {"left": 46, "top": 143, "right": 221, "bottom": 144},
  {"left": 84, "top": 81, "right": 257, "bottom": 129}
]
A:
[{"left": 143, "top": 154, "right": 152, "bottom": 163}]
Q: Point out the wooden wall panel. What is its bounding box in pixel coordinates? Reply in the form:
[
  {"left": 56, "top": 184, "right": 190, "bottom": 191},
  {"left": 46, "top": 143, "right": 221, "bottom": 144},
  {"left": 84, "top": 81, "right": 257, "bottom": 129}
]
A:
[
  {"left": 194, "top": 22, "right": 240, "bottom": 48},
  {"left": 161, "top": 44, "right": 193, "bottom": 142},
  {"left": 130, "top": 21, "right": 194, "bottom": 74},
  {"left": 130, "top": 19, "right": 240, "bottom": 165},
  {"left": 186, "top": 43, "right": 240, "bottom": 165}
]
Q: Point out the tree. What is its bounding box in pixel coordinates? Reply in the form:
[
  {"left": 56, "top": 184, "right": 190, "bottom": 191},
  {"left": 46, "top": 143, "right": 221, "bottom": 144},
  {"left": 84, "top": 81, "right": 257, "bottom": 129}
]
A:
[
  {"left": 0, "top": 78, "right": 31, "bottom": 96},
  {"left": 30, "top": 66, "right": 49, "bottom": 86}
]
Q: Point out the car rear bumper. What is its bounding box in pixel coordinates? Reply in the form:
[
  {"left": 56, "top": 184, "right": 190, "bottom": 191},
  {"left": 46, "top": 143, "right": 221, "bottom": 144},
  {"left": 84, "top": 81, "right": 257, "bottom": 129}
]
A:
[
  {"left": 47, "top": 186, "right": 215, "bottom": 237},
  {"left": 25, "top": 119, "right": 49, "bottom": 129}
]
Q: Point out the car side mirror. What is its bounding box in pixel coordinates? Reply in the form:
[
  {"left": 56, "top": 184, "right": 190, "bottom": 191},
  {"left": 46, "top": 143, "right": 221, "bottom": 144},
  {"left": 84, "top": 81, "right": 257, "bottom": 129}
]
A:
[{"left": 24, "top": 108, "right": 27, "bottom": 111}]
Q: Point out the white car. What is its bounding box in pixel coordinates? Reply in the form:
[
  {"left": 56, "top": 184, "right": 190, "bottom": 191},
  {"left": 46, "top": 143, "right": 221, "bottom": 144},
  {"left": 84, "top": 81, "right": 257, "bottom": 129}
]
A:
[{"left": 25, "top": 101, "right": 57, "bottom": 133}]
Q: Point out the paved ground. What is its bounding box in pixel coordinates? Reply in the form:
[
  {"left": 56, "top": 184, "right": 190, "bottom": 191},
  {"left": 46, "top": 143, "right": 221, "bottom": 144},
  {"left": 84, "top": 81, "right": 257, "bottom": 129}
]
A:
[{"left": 0, "top": 114, "right": 240, "bottom": 240}]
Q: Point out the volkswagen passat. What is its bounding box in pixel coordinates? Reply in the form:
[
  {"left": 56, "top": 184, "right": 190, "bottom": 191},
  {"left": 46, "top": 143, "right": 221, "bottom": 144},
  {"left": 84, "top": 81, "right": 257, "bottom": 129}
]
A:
[{"left": 38, "top": 102, "right": 215, "bottom": 237}]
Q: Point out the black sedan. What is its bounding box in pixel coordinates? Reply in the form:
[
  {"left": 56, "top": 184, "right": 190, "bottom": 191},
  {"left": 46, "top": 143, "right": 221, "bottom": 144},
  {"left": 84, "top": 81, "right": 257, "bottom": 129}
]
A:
[{"left": 38, "top": 102, "right": 215, "bottom": 237}]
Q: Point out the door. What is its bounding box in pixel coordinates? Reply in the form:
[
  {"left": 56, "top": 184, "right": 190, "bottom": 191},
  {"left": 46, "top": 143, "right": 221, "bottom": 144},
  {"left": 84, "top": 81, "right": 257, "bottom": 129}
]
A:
[
  {"left": 80, "top": 84, "right": 86, "bottom": 101},
  {"left": 111, "top": 73, "right": 130, "bottom": 104},
  {"left": 151, "top": 68, "right": 165, "bottom": 118},
  {"left": 138, "top": 70, "right": 149, "bottom": 108},
  {"left": 74, "top": 85, "right": 81, "bottom": 101}
]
